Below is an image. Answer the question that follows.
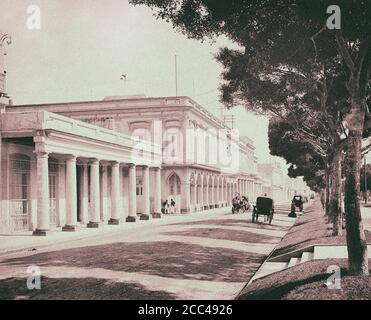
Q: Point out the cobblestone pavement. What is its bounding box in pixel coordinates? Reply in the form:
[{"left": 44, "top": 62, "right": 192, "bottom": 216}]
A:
[{"left": 0, "top": 204, "right": 295, "bottom": 300}]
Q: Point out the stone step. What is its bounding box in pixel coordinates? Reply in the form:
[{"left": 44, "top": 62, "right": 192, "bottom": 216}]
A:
[
  {"left": 287, "top": 257, "right": 300, "bottom": 268},
  {"left": 252, "top": 262, "right": 288, "bottom": 281},
  {"left": 300, "top": 251, "right": 314, "bottom": 263},
  {"left": 314, "top": 244, "right": 371, "bottom": 260}
]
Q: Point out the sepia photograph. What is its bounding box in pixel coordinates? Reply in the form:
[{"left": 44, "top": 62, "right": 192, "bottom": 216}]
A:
[{"left": 0, "top": 0, "right": 370, "bottom": 310}]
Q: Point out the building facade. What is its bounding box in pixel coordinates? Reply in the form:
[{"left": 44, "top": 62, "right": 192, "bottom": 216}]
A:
[{"left": 0, "top": 94, "right": 266, "bottom": 234}]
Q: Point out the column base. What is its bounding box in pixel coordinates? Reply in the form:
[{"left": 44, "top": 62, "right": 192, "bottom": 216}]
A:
[
  {"left": 181, "top": 208, "right": 190, "bottom": 214},
  {"left": 152, "top": 212, "right": 161, "bottom": 218},
  {"left": 87, "top": 221, "right": 100, "bottom": 228},
  {"left": 62, "top": 224, "right": 76, "bottom": 232},
  {"left": 126, "top": 216, "right": 136, "bottom": 222},
  {"left": 108, "top": 218, "right": 120, "bottom": 225},
  {"left": 140, "top": 214, "right": 150, "bottom": 221},
  {"left": 32, "top": 229, "right": 48, "bottom": 236}
]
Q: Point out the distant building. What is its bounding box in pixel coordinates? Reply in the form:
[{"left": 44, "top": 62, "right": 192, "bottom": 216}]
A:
[{"left": 258, "top": 162, "right": 310, "bottom": 202}]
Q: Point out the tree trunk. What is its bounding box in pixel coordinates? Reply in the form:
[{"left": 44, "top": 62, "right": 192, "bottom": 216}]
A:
[
  {"left": 344, "top": 125, "right": 369, "bottom": 275},
  {"left": 325, "top": 167, "right": 330, "bottom": 220},
  {"left": 329, "top": 149, "right": 342, "bottom": 236}
]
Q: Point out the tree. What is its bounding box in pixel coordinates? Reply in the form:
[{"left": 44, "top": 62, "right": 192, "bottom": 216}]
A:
[
  {"left": 268, "top": 117, "right": 344, "bottom": 236},
  {"left": 130, "top": 0, "right": 371, "bottom": 275}
]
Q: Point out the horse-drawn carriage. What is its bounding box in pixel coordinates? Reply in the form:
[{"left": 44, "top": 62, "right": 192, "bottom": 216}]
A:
[
  {"left": 232, "top": 196, "right": 250, "bottom": 214},
  {"left": 252, "top": 196, "right": 274, "bottom": 224}
]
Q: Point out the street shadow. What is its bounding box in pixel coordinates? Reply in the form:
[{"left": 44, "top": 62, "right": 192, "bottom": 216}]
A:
[
  {"left": 0, "top": 241, "right": 264, "bottom": 282},
  {"left": 167, "top": 218, "right": 287, "bottom": 231},
  {"left": 0, "top": 276, "right": 175, "bottom": 300},
  {"left": 163, "top": 228, "right": 280, "bottom": 244}
]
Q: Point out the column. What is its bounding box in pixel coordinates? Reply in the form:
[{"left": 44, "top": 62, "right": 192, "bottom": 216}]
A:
[
  {"left": 193, "top": 178, "right": 197, "bottom": 211},
  {"left": 109, "top": 161, "right": 120, "bottom": 225},
  {"left": 33, "top": 151, "right": 50, "bottom": 236},
  {"left": 153, "top": 167, "right": 162, "bottom": 218},
  {"left": 200, "top": 174, "right": 204, "bottom": 211},
  {"left": 62, "top": 155, "right": 77, "bottom": 231},
  {"left": 181, "top": 180, "right": 191, "bottom": 213},
  {"left": 228, "top": 183, "right": 231, "bottom": 205},
  {"left": 100, "top": 164, "right": 108, "bottom": 221},
  {"left": 126, "top": 163, "right": 137, "bottom": 222},
  {"left": 140, "top": 165, "right": 150, "bottom": 220},
  {"left": 210, "top": 176, "right": 214, "bottom": 209},
  {"left": 87, "top": 158, "right": 100, "bottom": 228},
  {"left": 204, "top": 175, "right": 209, "bottom": 210},
  {"left": 79, "top": 161, "right": 89, "bottom": 224},
  {"left": 220, "top": 177, "right": 224, "bottom": 207},
  {"left": 214, "top": 177, "right": 219, "bottom": 208}
]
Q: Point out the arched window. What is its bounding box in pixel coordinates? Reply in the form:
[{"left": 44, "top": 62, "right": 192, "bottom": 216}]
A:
[{"left": 168, "top": 173, "right": 181, "bottom": 195}]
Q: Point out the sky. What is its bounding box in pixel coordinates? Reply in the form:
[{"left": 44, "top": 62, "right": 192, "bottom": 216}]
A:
[{"left": 0, "top": 0, "right": 285, "bottom": 166}]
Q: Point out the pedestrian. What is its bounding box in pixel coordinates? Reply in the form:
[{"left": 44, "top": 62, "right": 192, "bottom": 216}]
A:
[
  {"left": 170, "top": 198, "right": 175, "bottom": 214},
  {"left": 164, "top": 199, "right": 169, "bottom": 214}
]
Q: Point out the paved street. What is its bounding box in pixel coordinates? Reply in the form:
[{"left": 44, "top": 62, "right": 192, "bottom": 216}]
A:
[{"left": 0, "top": 204, "right": 295, "bottom": 300}]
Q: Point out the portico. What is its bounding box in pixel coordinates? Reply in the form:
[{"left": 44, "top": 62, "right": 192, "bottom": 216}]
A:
[{"left": 0, "top": 111, "right": 162, "bottom": 235}]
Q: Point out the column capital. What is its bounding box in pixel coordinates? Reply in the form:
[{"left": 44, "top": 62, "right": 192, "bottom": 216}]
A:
[
  {"left": 88, "top": 158, "right": 100, "bottom": 165},
  {"left": 34, "top": 151, "right": 49, "bottom": 158},
  {"left": 111, "top": 160, "right": 119, "bottom": 167},
  {"left": 65, "top": 154, "right": 77, "bottom": 162},
  {"left": 127, "top": 163, "right": 136, "bottom": 168}
]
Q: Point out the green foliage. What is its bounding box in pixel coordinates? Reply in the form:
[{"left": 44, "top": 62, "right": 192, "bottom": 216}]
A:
[{"left": 268, "top": 117, "right": 326, "bottom": 192}]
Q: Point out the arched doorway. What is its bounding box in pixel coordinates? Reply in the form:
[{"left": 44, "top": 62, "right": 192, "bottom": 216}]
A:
[
  {"left": 214, "top": 176, "right": 218, "bottom": 207},
  {"left": 208, "top": 175, "right": 213, "bottom": 208},
  {"left": 167, "top": 172, "right": 181, "bottom": 213},
  {"left": 189, "top": 172, "right": 196, "bottom": 211},
  {"left": 9, "top": 153, "right": 31, "bottom": 231},
  {"left": 203, "top": 174, "right": 208, "bottom": 210},
  {"left": 196, "top": 173, "right": 202, "bottom": 210}
]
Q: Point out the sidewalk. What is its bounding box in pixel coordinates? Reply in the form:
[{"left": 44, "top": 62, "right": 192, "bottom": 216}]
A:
[{"left": 238, "top": 200, "right": 371, "bottom": 300}]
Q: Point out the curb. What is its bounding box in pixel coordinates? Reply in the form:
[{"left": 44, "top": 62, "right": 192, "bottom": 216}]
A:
[{"left": 234, "top": 200, "right": 318, "bottom": 299}]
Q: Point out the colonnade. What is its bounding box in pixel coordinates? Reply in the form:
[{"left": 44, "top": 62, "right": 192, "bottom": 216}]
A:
[{"left": 33, "top": 151, "right": 161, "bottom": 236}]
